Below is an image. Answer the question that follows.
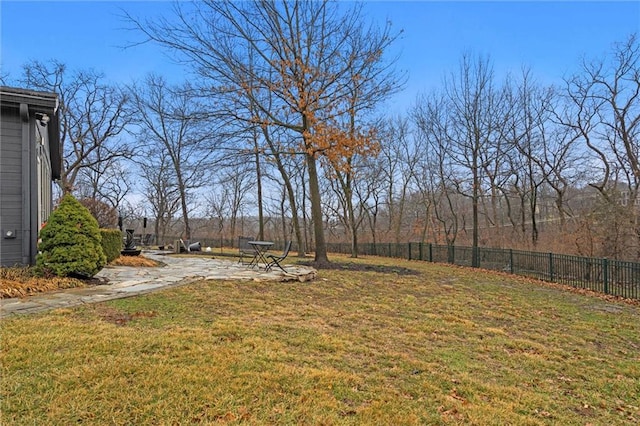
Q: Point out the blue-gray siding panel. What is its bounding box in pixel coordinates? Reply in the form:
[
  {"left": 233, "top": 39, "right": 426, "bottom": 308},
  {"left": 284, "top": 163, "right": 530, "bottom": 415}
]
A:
[
  {"left": 0, "top": 239, "right": 22, "bottom": 266},
  {"left": 1, "top": 109, "right": 25, "bottom": 266}
]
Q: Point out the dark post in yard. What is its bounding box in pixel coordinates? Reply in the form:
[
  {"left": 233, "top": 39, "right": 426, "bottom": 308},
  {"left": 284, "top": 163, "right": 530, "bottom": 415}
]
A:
[{"left": 121, "top": 228, "right": 141, "bottom": 256}]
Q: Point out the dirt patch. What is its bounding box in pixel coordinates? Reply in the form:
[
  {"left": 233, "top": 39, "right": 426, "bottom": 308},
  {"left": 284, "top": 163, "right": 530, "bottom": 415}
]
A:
[
  {"left": 93, "top": 306, "right": 158, "bottom": 326},
  {"left": 298, "top": 261, "right": 420, "bottom": 276}
]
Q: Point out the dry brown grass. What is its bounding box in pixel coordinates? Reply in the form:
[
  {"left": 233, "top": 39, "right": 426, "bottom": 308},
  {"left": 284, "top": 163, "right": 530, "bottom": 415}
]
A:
[
  {"left": 0, "top": 268, "right": 84, "bottom": 299},
  {"left": 0, "top": 255, "right": 160, "bottom": 299},
  {"left": 2, "top": 254, "right": 639, "bottom": 425}
]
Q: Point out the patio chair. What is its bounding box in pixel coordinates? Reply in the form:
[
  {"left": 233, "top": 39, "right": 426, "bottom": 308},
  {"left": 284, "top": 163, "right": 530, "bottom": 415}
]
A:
[
  {"left": 238, "top": 236, "right": 254, "bottom": 264},
  {"left": 265, "top": 241, "right": 292, "bottom": 272}
]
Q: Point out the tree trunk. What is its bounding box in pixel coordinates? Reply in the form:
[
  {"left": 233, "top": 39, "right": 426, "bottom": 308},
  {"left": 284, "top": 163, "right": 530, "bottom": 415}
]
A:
[
  {"left": 346, "top": 188, "right": 359, "bottom": 258},
  {"left": 306, "top": 151, "right": 328, "bottom": 263},
  {"left": 254, "top": 146, "right": 264, "bottom": 241},
  {"left": 472, "top": 154, "right": 480, "bottom": 267}
]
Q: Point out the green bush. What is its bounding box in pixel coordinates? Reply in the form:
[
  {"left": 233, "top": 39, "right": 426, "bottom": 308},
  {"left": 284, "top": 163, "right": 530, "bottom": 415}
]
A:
[
  {"left": 100, "top": 229, "right": 122, "bottom": 263},
  {"left": 36, "top": 194, "right": 107, "bottom": 278}
]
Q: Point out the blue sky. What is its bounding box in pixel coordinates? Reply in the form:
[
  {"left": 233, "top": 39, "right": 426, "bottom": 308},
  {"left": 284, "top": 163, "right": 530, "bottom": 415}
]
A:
[{"left": 2, "top": 1, "right": 639, "bottom": 112}]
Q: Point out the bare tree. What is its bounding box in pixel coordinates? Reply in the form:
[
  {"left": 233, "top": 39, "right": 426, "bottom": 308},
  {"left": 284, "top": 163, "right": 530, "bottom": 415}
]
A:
[
  {"left": 75, "top": 153, "right": 133, "bottom": 218},
  {"left": 77, "top": 197, "right": 118, "bottom": 229},
  {"left": 129, "top": 74, "right": 219, "bottom": 241},
  {"left": 440, "top": 54, "right": 506, "bottom": 266},
  {"left": 21, "top": 60, "right": 133, "bottom": 195},
  {"left": 204, "top": 189, "right": 227, "bottom": 246},
  {"left": 216, "top": 164, "right": 255, "bottom": 240},
  {"left": 499, "top": 70, "right": 544, "bottom": 246},
  {"left": 1, "top": 70, "right": 11, "bottom": 85},
  {"left": 243, "top": 76, "right": 306, "bottom": 253},
  {"left": 321, "top": 113, "right": 383, "bottom": 256},
  {"left": 541, "top": 116, "right": 584, "bottom": 230},
  {"left": 560, "top": 34, "right": 640, "bottom": 259},
  {"left": 413, "top": 92, "right": 461, "bottom": 248},
  {"left": 372, "top": 117, "right": 419, "bottom": 244},
  {"left": 324, "top": 151, "right": 368, "bottom": 256},
  {"left": 355, "top": 152, "right": 387, "bottom": 247},
  {"left": 137, "top": 143, "right": 182, "bottom": 246},
  {"left": 259, "top": 124, "right": 307, "bottom": 255},
  {"left": 125, "top": 0, "right": 402, "bottom": 264},
  {"left": 501, "top": 70, "right": 586, "bottom": 249}
]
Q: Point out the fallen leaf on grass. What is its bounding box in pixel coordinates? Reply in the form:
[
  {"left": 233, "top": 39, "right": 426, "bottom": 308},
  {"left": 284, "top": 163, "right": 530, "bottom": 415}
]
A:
[{"left": 448, "top": 388, "right": 467, "bottom": 403}]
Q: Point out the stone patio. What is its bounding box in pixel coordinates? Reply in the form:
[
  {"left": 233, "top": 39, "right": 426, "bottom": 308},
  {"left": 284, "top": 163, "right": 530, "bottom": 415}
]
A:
[{"left": 0, "top": 250, "right": 317, "bottom": 318}]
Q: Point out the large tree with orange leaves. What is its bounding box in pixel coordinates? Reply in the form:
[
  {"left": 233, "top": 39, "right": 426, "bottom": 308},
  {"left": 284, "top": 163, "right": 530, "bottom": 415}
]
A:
[{"left": 127, "top": 0, "right": 401, "bottom": 263}]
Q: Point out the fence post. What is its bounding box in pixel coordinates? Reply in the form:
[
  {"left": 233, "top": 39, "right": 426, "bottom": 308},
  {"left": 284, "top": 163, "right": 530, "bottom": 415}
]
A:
[
  {"left": 509, "top": 249, "right": 514, "bottom": 274},
  {"left": 428, "top": 243, "right": 433, "bottom": 262},
  {"left": 418, "top": 242, "right": 423, "bottom": 261},
  {"left": 603, "top": 258, "right": 609, "bottom": 294},
  {"left": 549, "top": 253, "right": 554, "bottom": 282},
  {"left": 408, "top": 243, "right": 412, "bottom": 260}
]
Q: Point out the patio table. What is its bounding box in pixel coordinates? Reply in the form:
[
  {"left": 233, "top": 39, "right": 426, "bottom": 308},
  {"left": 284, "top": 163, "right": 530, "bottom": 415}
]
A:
[{"left": 248, "top": 241, "right": 274, "bottom": 268}]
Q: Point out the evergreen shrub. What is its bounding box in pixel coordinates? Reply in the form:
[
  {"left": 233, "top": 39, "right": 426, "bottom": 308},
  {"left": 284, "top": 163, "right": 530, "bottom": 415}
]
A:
[
  {"left": 100, "top": 229, "right": 123, "bottom": 263},
  {"left": 36, "top": 194, "right": 107, "bottom": 277}
]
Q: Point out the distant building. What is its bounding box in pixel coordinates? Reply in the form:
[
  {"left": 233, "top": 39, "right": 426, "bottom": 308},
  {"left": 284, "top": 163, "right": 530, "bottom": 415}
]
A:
[{"left": 1, "top": 86, "right": 61, "bottom": 266}]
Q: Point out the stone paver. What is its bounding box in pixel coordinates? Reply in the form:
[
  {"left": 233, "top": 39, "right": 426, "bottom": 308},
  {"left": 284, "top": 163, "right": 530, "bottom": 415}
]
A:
[{"left": 0, "top": 250, "right": 316, "bottom": 319}]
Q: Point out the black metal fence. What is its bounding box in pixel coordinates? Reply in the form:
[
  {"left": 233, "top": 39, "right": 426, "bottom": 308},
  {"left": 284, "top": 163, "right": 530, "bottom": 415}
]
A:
[{"left": 325, "top": 242, "right": 640, "bottom": 300}]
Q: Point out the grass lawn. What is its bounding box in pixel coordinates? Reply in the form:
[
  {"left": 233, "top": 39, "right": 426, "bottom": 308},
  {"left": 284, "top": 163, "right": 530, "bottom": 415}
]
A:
[{"left": 1, "top": 254, "right": 639, "bottom": 425}]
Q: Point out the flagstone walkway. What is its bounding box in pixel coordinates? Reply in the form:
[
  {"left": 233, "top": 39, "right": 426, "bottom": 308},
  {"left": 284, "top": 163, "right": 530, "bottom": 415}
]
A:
[{"left": 0, "top": 251, "right": 316, "bottom": 319}]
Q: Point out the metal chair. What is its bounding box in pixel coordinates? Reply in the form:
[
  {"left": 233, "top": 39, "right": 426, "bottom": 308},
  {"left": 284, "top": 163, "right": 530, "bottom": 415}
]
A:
[
  {"left": 265, "top": 241, "right": 292, "bottom": 272},
  {"left": 238, "top": 236, "right": 254, "bottom": 265}
]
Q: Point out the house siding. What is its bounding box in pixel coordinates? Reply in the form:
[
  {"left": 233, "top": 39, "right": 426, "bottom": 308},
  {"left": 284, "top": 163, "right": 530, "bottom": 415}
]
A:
[
  {"left": 0, "top": 107, "right": 24, "bottom": 266},
  {"left": 1, "top": 87, "right": 60, "bottom": 267}
]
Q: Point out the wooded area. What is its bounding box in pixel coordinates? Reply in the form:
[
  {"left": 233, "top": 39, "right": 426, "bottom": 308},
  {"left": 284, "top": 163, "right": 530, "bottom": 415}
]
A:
[{"left": 6, "top": 1, "right": 640, "bottom": 262}]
